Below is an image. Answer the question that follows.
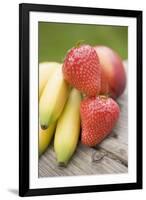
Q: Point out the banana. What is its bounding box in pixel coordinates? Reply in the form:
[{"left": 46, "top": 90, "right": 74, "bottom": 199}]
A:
[
  {"left": 39, "top": 123, "right": 56, "bottom": 156},
  {"left": 54, "top": 88, "right": 81, "bottom": 166},
  {"left": 39, "top": 62, "right": 60, "bottom": 99},
  {"left": 39, "top": 65, "right": 70, "bottom": 129}
]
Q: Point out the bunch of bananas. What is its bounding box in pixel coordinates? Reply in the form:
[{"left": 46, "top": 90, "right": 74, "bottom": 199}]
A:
[{"left": 39, "top": 62, "right": 81, "bottom": 166}]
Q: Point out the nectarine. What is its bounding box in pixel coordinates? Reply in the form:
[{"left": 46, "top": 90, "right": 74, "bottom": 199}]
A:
[{"left": 94, "top": 46, "right": 126, "bottom": 99}]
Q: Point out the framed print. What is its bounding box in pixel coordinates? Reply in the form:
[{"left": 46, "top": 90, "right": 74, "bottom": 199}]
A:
[{"left": 19, "top": 3, "right": 143, "bottom": 197}]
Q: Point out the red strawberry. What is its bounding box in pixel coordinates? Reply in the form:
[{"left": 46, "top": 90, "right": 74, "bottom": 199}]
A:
[
  {"left": 80, "top": 96, "right": 120, "bottom": 147},
  {"left": 63, "top": 44, "right": 101, "bottom": 96}
]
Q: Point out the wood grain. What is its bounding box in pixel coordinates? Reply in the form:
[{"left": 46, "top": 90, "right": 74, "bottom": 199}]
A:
[{"left": 38, "top": 62, "right": 128, "bottom": 177}]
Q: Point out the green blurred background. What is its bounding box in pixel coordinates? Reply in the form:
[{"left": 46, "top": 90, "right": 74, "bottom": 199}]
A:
[{"left": 39, "top": 22, "right": 128, "bottom": 63}]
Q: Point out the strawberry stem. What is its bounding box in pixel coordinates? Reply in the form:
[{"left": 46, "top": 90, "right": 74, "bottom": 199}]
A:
[
  {"left": 75, "top": 40, "right": 85, "bottom": 48},
  {"left": 99, "top": 95, "right": 109, "bottom": 100}
]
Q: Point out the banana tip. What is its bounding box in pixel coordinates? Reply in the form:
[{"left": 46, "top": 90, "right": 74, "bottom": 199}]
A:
[
  {"left": 58, "top": 162, "right": 67, "bottom": 168},
  {"left": 41, "top": 124, "right": 48, "bottom": 130}
]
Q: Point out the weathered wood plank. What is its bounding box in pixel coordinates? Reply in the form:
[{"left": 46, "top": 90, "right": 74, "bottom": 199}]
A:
[{"left": 39, "top": 143, "right": 127, "bottom": 177}]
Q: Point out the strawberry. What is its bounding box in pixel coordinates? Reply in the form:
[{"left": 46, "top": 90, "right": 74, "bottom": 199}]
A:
[
  {"left": 80, "top": 96, "right": 120, "bottom": 147},
  {"left": 63, "top": 44, "right": 101, "bottom": 96}
]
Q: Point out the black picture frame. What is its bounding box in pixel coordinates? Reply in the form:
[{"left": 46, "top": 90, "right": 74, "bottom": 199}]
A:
[{"left": 19, "top": 3, "right": 143, "bottom": 197}]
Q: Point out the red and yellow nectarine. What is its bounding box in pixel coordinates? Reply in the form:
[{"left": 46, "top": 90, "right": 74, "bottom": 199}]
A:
[{"left": 94, "top": 46, "right": 126, "bottom": 99}]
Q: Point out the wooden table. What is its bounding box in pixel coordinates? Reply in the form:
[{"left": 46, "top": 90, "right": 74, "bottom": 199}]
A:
[{"left": 39, "top": 62, "right": 128, "bottom": 177}]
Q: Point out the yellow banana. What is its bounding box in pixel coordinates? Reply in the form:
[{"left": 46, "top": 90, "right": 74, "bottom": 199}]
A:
[
  {"left": 39, "top": 65, "right": 70, "bottom": 129},
  {"left": 39, "top": 62, "right": 60, "bottom": 99},
  {"left": 39, "top": 123, "right": 56, "bottom": 156},
  {"left": 54, "top": 88, "right": 81, "bottom": 166}
]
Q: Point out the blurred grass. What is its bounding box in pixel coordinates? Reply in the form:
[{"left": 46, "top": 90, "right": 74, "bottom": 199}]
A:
[{"left": 39, "top": 22, "right": 128, "bottom": 63}]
